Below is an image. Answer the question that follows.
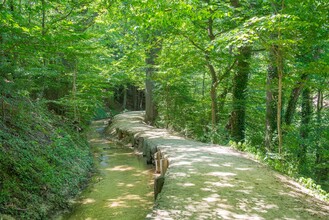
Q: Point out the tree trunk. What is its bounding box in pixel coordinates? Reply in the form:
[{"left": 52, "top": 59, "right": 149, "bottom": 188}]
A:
[
  {"left": 284, "top": 74, "right": 307, "bottom": 125},
  {"left": 218, "top": 86, "right": 230, "bottom": 119},
  {"left": 72, "top": 60, "right": 78, "bottom": 121},
  {"left": 139, "top": 90, "right": 144, "bottom": 110},
  {"left": 298, "top": 87, "right": 312, "bottom": 172},
  {"left": 265, "top": 46, "right": 278, "bottom": 151},
  {"left": 276, "top": 45, "right": 283, "bottom": 154},
  {"left": 132, "top": 86, "right": 138, "bottom": 110},
  {"left": 230, "top": 46, "right": 251, "bottom": 143},
  {"left": 210, "top": 81, "right": 218, "bottom": 128},
  {"left": 205, "top": 14, "right": 218, "bottom": 129},
  {"left": 122, "top": 85, "right": 127, "bottom": 110},
  {"left": 145, "top": 44, "right": 160, "bottom": 125},
  {"left": 41, "top": 0, "right": 46, "bottom": 36},
  {"left": 315, "top": 89, "right": 327, "bottom": 181}
]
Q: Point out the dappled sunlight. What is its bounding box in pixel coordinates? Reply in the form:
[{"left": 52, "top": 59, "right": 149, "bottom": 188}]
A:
[
  {"left": 278, "top": 190, "right": 301, "bottom": 198},
  {"left": 89, "top": 138, "right": 113, "bottom": 146},
  {"left": 109, "top": 111, "right": 329, "bottom": 219},
  {"left": 237, "top": 198, "right": 279, "bottom": 213},
  {"left": 170, "top": 160, "right": 192, "bottom": 167},
  {"left": 110, "top": 152, "right": 134, "bottom": 156},
  {"left": 222, "top": 162, "right": 233, "bottom": 167},
  {"left": 63, "top": 119, "right": 154, "bottom": 220},
  {"left": 177, "top": 182, "right": 195, "bottom": 187},
  {"left": 201, "top": 187, "right": 216, "bottom": 192},
  {"left": 207, "top": 171, "right": 237, "bottom": 177},
  {"left": 235, "top": 167, "right": 253, "bottom": 171},
  {"left": 132, "top": 169, "right": 154, "bottom": 177},
  {"left": 106, "top": 165, "right": 135, "bottom": 171},
  {"left": 208, "top": 163, "right": 221, "bottom": 167},
  {"left": 205, "top": 181, "right": 235, "bottom": 188},
  {"left": 236, "top": 189, "right": 253, "bottom": 194},
  {"left": 81, "top": 198, "right": 96, "bottom": 205},
  {"left": 116, "top": 182, "right": 135, "bottom": 188},
  {"left": 106, "top": 194, "right": 152, "bottom": 209}
]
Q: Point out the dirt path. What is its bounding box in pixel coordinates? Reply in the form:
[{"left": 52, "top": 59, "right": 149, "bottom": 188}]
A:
[{"left": 109, "top": 111, "right": 329, "bottom": 220}]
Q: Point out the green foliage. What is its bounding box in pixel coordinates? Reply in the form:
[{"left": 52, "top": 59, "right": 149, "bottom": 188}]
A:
[
  {"left": 298, "top": 177, "right": 329, "bottom": 202},
  {"left": 0, "top": 98, "right": 93, "bottom": 219}
]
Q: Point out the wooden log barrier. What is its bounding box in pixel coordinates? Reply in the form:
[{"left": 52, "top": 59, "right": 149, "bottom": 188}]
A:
[
  {"left": 160, "top": 158, "right": 169, "bottom": 176},
  {"left": 154, "top": 176, "right": 165, "bottom": 200},
  {"left": 154, "top": 151, "right": 162, "bottom": 173}
]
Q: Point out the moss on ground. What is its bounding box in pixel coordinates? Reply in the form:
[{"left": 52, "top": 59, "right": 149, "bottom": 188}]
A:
[{"left": 0, "top": 98, "right": 93, "bottom": 219}]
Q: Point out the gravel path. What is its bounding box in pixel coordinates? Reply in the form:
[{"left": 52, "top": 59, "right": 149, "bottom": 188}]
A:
[{"left": 109, "top": 111, "right": 329, "bottom": 220}]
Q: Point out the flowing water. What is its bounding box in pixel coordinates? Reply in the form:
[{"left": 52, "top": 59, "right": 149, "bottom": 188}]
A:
[{"left": 59, "top": 120, "right": 154, "bottom": 220}]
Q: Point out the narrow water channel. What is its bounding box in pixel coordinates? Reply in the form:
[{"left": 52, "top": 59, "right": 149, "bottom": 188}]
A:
[{"left": 60, "top": 120, "right": 154, "bottom": 220}]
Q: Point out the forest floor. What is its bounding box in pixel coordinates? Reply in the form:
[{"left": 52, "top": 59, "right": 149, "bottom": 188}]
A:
[{"left": 109, "top": 111, "right": 329, "bottom": 220}]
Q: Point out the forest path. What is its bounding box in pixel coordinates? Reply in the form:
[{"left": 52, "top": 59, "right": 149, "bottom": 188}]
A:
[{"left": 109, "top": 111, "right": 329, "bottom": 220}]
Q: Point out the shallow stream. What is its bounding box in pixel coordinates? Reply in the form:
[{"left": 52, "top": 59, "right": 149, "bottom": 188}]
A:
[{"left": 60, "top": 120, "right": 154, "bottom": 220}]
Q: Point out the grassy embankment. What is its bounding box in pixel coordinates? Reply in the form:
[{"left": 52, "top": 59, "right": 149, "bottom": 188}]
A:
[{"left": 0, "top": 97, "right": 93, "bottom": 219}]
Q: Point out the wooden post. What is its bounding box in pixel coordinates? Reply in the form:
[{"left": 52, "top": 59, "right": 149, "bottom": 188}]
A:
[
  {"left": 160, "top": 158, "right": 169, "bottom": 175},
  {"left": 154, "top": 151, "right": 162, "bottom": 173}
]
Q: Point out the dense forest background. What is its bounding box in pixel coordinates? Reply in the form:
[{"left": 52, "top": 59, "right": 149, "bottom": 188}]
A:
[{"left": 1, "top": 0, "right": 328, "bottom": 218}]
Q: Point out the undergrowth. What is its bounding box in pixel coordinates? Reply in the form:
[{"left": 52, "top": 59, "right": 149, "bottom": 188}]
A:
[
  {"left": 0, "top": 97, "right": 93, "bottom": 219},
  {"left": 229, "top": 141, "right": 329, "bottom": 202}
]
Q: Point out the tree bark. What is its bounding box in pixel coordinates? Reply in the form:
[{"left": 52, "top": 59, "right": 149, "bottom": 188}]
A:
[
  {"left": 284, "top": 74, "right": 307, "bottom": 125},
  {"left": 41, "top": 0, "right": 46, "bottom": 36},
  {"left": 230, "top": 46, "right": 251, "bottom": 143},
  {"left": 298, "top": 87, "right": 312, "bottom": 172},
  {"left": 145, "top": 44, "right": 160, "bottom": 125},
  {"left": 276, "top": 45, "right": 283, "bottom": 154},
  {"left": 122, "top": 85, "right": 127, "bottom": 110},
  {"left": 206, "top": 53, "right": 218, "bottom": 128},
  {"left": 206, "top": 14, "right": 218, "bottom": 129},
  {"left": 265, "top": 46, "right": 278, "bottom": 151},
  {"left": 314, "top": 89, "right": 327, "bottom": 181},
  {"left": 72, "top": 61, "right": 78, "bottom": 121}
]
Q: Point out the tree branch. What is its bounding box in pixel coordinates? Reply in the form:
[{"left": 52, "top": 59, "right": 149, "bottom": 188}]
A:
[
  {"left": 44, "top": 7, "right": 75, "bottom": 34},
  {"left": 218, "top": 58, "right": 238, "bottom": 83},
  {"left": 181, "top": 34, "right": 206, "bottom": 53}
]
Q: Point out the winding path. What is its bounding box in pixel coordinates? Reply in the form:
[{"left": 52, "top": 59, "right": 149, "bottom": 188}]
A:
[{"left": 109, "top": 111, "right": 329, "bottom": 220}]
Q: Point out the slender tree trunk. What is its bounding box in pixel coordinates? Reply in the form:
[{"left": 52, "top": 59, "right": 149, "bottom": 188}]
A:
[
  {"left": 206, "top": 55, "right": 218, "bottom": 128},
  {"left": 299, "top": 87, "right": 312, "bottom": 172},
  {"left": 285, "top": 74, "right": 307, "bottom": 125},
  {"left": 230, "top": 46, "right": 251, "bottom": 142},
  {"left": 145, "top": 44, "right": 160, "bottom": 125},
  {"left": 41, "top": 0, "right": 46, "bottom": 36},
  {"left": 41, "top": 0, "right": 47, "bottom": 68},
  {"left": 139, "top": 90, "right": 144, "bottom": 110},
  {"left": 276, "top": 45, "right": 283, "bottom": 154},
  {"left": 315, "top": 89, "right": 326, "bottom": 180},
  {"left": 72, "top": 60, "right": 78, "bottom": 121},
  {"left": 218, "top": 86, "right": 230, "bottom": 119},
  {"left": 202, "top": 71, "right": 205, "bottom": 99},
  {"left": 122, "top": 85, "right": 127, "bottom": 110},
  {"left": 205, "top": 10, "right": 219, "bottom": 129},
  {"left": 265, "top": 46, "right": 278, "bottom": 151}
]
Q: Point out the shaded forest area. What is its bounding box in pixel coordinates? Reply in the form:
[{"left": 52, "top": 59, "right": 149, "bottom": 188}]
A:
[{"left": 1, "top": 0, "right": 328, "bottom": 218}]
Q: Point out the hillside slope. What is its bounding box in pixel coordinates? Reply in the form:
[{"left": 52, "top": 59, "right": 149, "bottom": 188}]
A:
[{"left": 0, "top": 97, "right": 93, "bottom": 219}]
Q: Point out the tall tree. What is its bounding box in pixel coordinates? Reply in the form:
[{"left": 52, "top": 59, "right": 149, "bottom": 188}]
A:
[
  {"left": 229, "top": 0, "right": 252, "bottom": 143},
  {"left": 230, "top": 46, "right": 251, "bottom": 142},
  {"left": 145, "top": 40, "right": 161, "bottom": 124}
]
